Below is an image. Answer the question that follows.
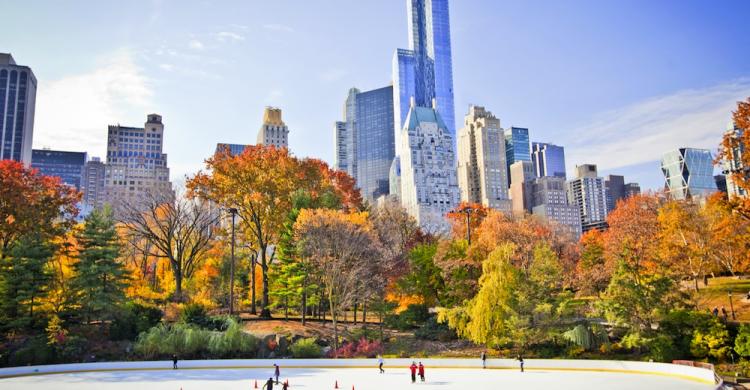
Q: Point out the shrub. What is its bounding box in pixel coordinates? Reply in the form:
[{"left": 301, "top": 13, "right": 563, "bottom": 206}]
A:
[
  {"left": 8, "top": 336, "right": 54, "bottom": 366},
  {"left": 180, "top": 303, "right": 210, "bottom": 327},
  {"left": 562, "top": 323, "right": 608, "bottom": 351},
  {"left": 385, "top": 304, "right": 430, "bottom": 330},
  {"left": 736, "top": 324, "right": 750, "bottom": 358},
  {"left": 415, "top": 317, "right": 456, "bottom": 341},
  {"left": 690, "top": 317, "right": 730, "bottom": 360},
  {"left": 290, "top": 338, "right": 322, "bottom": 358},
  {"left": 328, "top": 338, "right": 382, "bottom": 358},
  {"left": 134, "top": 317, "right": 257, "bottom": 359},
  {"left": 110, "top": 302, "right": 163, "bottom": 341}
]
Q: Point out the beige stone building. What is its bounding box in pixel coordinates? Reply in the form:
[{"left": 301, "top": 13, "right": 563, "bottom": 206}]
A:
[{"left": 257, "top": 107, "right": 289, "bottom": 149}]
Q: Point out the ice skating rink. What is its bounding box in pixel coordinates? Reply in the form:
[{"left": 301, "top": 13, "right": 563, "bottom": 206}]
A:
[{"left": 0, "top": 359, "right": 718, "bottom": 390}]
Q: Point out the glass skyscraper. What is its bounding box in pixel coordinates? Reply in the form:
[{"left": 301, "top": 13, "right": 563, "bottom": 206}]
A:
[
  {"left": 334, "top": 86, "right": 395, "bottom": 201},
  {"left": 531, "top": 142, "right": 566, "bottom": 178},
  {"left": 0, "top": 53, "right": 36, "bottom": 165},
  {"left": 393, "top": 0, "right": 455, "bottom": 154},
  {"left": 661, "top": 148, "right": 718, "bottom": 200},
  {"left": 505, "top": 127, "right": 531, "bottom": 184}
]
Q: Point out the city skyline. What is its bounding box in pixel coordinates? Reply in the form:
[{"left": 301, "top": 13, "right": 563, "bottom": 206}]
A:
[{"left": 2, "top": 1, "right": 750, "bottom": 190}]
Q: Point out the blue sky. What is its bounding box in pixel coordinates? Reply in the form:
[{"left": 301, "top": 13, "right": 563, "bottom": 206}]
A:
[{"left": 2, "top": 0, "right": 749, "bottom": 190}]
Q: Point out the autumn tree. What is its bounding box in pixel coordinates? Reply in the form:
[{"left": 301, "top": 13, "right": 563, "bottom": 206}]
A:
[
  {"left": 294, "top": 209, "right": 381, "bottom": 352},
  {"left": 575, "top": 229, "right": 610, "bottom": 296},
  {"left": 187, "top": 146, "right": 361, "bottom": 317},
  {"left": 703, "top": 193, "right": 750, "bottom": 275},
  {"left": 603, "top": 194, "right": 664, "bottom": 277},
  {"left": 0, "top": 160, "right": 79, "bottom": 257},
  {"left": 658, "top": 200, "right": 712, "bottom": 291},
  {"left": 71, "top": 206, "right": 130, "bottom": 324},
  {"left": 717, "top": 97, "right": 750, "bottom": 219},
  {"left": 446, "top": 202, "right": 490, "bottom": 243},
  {"left": 120, "top": 192, "right": 218, "bottom": 301}
]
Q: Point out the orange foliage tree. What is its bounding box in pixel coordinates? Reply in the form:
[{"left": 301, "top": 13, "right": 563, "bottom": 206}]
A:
[
  {"left": 717, "top": 97, "right": 750, "bottom": 219},
  {"left": 0, "top": 160, "right": 80, "bottom": 256},
  {"left": 446, "top": 202, "right": 490, "bottom": 243},
  {"left": 575, "top": 229, "right": 610, "bottom": 296},
  {"left": 658, "top": 200, "right": 713, "bottom": 291},
  {"left": 187, "top": 146, "right": 361, "bottom": 317},
  {"left": 603, "top": 194, "right": 664, "bottom": 278},
  {"left": 703, "top": 193, "right": 750, "bottom": 275}
]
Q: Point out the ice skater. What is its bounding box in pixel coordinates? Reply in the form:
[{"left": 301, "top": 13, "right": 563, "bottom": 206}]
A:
[
  {"left": 418, "top": 362, "right": 425, "bottom": 382},
  {"left": 517, "top": 355, "right": 524, "bottom": 372},
  {"left": 481, "top": 351, "right": 486, "bottom": 369},
  {"left": 172, "top": 354, "right": 178, "bottom": 369},
  {"left": 274, "top": 363, "right": 281, "bottom": 384},
  {"left": 281, "top": 380, "right": 289, "bottom": 390},
  {"left": 409, "top": 361, "right": 417, "bottom": 383},
  {"left": 262, "top": 377, "right": 274, "bottom": 390},
  {"left": 378, "top": 355, "right": 385, "bottom": 373}
]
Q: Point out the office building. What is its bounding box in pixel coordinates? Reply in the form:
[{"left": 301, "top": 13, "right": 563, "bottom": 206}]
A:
[
  {"left": 256, "top": 107, "right": 289, "bottom": 149},
  {"left": 505, "top": 126, "right": 531, "bottom": 185},
  {"left": 661, "top": 148, "right": 718, "bottom": 201},
  {"left": 509, "top": 160, "right": 535, "bottom": 216},
  {"left": 334, "top": 86, "right": 395, "bottom": 201},
  {"left": 82, "top": 157, "right": 106, "bottom": 210},
  {"left": 398, "top": 102, "right": 459, "bottom": 233},
  {"left": 722, "top": 123, "right": 747, "bottom": 199},
  {"left": 392, "top": 0, "right": 455, "bottom": 154},
  {"left": 215, "top": 143, "right": 251, "bottom": 156},
  {"left": 531, "top": 176, "right": 582, "bottom": 238},
  {"left": 532, "top": 142, "right": 566, "bottom": 178},
  {"left": 0, "top": 53, "right": 37, "bottom": 165},
  {"left": 604, "top": 175, "right": 642, "bottom": 212},
  {"left": 567, "top": 164, "right": 608, "bottom": 233},
  {"left": 456, "top": 105, "right": 510, "bottom": 212},
  {"left": 31, "top": 149, "right": 87, "bottom": 189},
  {"left": 104, "top": 114, "right": 173, "bottom": 214}
]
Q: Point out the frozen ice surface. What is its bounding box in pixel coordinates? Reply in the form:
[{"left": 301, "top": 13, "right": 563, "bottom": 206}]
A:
[{"left": 0, "top": 366, "right": 713, "bottom": 390}]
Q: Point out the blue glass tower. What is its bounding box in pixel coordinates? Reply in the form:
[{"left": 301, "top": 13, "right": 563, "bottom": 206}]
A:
[
  {"left": 393, "top": 0, "right": 455, "bottom": 154},
  {"left": 31, "top": 149, "right": 87, "bottom": 189},
  {"left": 661, "top": 148, "right": 718, "bottom": 200},
  {"left": 505, "top": 127, "right": 531, "bottom": 184},
  {"left": 532, "top": 142, "right": 566, "bottom": 178}
]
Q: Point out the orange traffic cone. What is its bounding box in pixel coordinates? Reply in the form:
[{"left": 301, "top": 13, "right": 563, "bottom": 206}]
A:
[{"left": 334, "top": 380, "right": 339, "bottom": 389}]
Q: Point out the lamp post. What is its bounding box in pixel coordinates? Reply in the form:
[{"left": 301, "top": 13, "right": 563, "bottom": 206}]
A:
[
  {"left": 460, "top": 207, "right": 475, "bottom": 245},
  {"left": 227, "top": 208, "right": 238, "bottom": 316},
  {"left": 729, "top": 290, "right": 736, "bottom": 320}
]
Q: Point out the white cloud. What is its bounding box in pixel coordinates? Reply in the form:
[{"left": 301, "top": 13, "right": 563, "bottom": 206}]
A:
[
  {"left": 562, "top": 79, "right": 750, "bottom": 173},
  {"left": 319, "top": 68, "right": 348, "bottom": 83},
  {"left": 33, "top": 49, "right": 153, "bottom": 158},
  {"left": 264, "top": 89, "right": 284, "bottom": 104},
  {"left": 159, "top": 63, "right": 174, "bottom": 71},
  {"left": 262, "top": 23, "right": 294, "bottom": 33},
  {"left": 215, "top": 31, "right": 245, "bottom": 42},
  {"left": 188, "top": 39, "right": 205, "bottom": 50}
]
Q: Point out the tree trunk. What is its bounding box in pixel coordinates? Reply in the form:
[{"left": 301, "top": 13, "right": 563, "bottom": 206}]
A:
[
  {"left": 353, "top": 302, "right": 358, "bottom": 324},
  {"left": 703, "top": 274, "right": 709, "bottom": 286},
  {"left": 174, "top": 269, "right": 183, "bottom": 302},
  {"left": 301, "top": 289, "right": 307, "bottom": 326},
  {"left": 694, "top": 276, "right": 699, "bottom": 292},
  {"left": 362, "top": 301, "right": 367, "bottom": 330},
  {"left": 260, "top": 245, "right": 272, "bottom": 318},
  {"left": 328, "top": 289, "right": 338, "bottom": 355},
  {"left": 284, "top": 296, "right": 289, "bottom": 320}
]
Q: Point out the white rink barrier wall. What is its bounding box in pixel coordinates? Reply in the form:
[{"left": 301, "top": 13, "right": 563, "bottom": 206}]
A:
[{"left": 0, "top": 358, "right": 719, "bottom": 385}]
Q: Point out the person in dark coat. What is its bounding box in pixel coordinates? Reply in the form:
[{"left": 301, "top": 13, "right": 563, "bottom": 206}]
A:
[
  {"left": 172, "top": 354, "right": 178, "bottom": 369},
  {"left": 409, "top": 362, "right": 417, "bottom": 383},
  {"left": 262, "top": 377, "right": 274, "bottom": 390},
  {"left": 418, "top": 362, "right": 425, "bottom": 382},
  {"left": 517, "top": 355, "right": 524, "bottom": 372},
  {"left": 481, "top": 351, "right": 487, "bottom": 369},
  {"left": 274, "top": 364, "right": 281, "bottom": 384}
]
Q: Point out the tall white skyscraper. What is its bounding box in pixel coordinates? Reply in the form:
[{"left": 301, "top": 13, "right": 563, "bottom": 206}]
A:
[
  {"left": 257, "top": 107, "right": 289, "bottom": 149},
  {"left": 0, "top": 53, "right": 36, "bottom": 165},
  {"left": 456, "top": 105, "right": 510, "bottom": 212},
  {"left": 398, "top": 101, "right": 459, "bottom": 233}
]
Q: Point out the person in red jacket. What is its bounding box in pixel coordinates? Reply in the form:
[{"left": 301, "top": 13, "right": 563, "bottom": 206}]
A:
[
  {"left": 418, "top": 362, "right": 425, "bottom": 382},
  {"left": 409, "top": 361, "right": 417, "bottom": 383}
]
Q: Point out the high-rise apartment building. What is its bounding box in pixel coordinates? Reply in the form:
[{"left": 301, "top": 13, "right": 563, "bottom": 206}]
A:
[
  {"left": 82, "top": 157, "right": 106, "bottom": 210},
  {"left": 334, "top": 86, "right": 395, "bottom": 201},
  {"left": 104, "top": 114, "right": 173, "bottom": 214},
  {"left": 624, "top": 182, "right": 641, "bottom": 198},
  {"left": 505, "top": 127, "right": 531, "bottom": 185},
  {"left": 31, "top": 149, "right": 87, "bottom": 189},
  {"left": 661, "top": 148, "right": 718, "bottom": 201},
  {"left": 0, "top": 53, "right": 37, "bottom": 165},
  {"left": 256, "top": 107, "right": 289, "bottom": 149},
  {"left": 567, "top": 164, "right": 608, "bottom": 233},
  {"left": 393, "top": 0, "right": 455, "bottom": 154},
  {"left": 509, "top": 160, "right": 535, "bottom": 216},
  {"left": 456, "top": 106, "right": 510, "bottom": 212},
  {"left": 531, "top": 142, "right": 566, "bottom": 178},
  {"left": 531, "top": 176, "right": 582, "bottom": 238},
  {"left": 722, "top": 123, "right": 747, "bottom": 199},
  {"left": 398, "top": 102, "right": 459, "bottom": 233}
]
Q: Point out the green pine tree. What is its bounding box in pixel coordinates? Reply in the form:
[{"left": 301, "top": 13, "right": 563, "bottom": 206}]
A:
[
  {"left": 0, "top": 234, "right": 54, "bottom": 329},
  {"left": 71, "top": 206, "right": 129, "bottom": 324}
]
